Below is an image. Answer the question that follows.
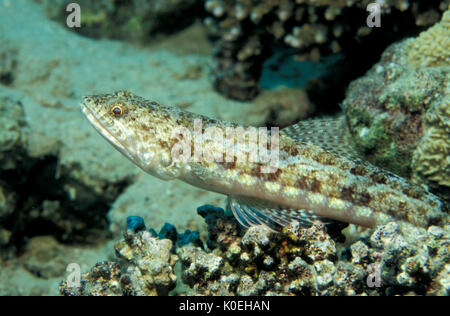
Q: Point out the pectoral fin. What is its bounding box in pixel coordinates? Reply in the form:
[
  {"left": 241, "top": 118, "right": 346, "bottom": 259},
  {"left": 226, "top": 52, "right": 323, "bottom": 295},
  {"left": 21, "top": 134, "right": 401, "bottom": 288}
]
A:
[{"left": 227, "top": 196, "right": 325, "bottom": 231}]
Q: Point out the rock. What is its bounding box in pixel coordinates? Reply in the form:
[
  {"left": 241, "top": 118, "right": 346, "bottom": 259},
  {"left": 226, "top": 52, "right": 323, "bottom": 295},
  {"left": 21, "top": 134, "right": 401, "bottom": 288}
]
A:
[
  {"left": 114, "top": 230, "right": 178, "bottom": 296},
  {"left": 42, "top": 0, "right": 203, "bottom": 42},
  {"left": 343, "top": 10, "right": 450, "bottom": 202}
]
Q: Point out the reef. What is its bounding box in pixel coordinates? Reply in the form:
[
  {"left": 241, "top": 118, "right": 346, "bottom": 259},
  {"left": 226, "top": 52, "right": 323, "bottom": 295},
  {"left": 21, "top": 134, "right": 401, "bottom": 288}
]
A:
[
  {"left": 178, "top": 206, "right": 449, "bottom": 296},
  {"left": 41, "top": 0, "right": 203, "bottom": 42},
  {"left": 204, "top": 0, "right": 448, "bottom": 101},
  {"left": 0, "top": 96, "right": 26, "bottom": 171},
  {"left": 343, "top": 9, "right": 450, "bottom": 202},
  {"left": 60, "top": 206, "right": 450, "bottom": 296},
  {"left": 60, "top": 221, "right": 181, "bottom": 296}
]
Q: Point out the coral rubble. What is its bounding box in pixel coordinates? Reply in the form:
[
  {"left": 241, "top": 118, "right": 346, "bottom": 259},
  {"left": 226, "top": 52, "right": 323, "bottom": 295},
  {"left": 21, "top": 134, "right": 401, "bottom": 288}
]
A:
[
  {"left": 60, "top": 230, "right": 178, "bottom": 296},
  {"left": 181, "top": 207, "right": 450, "bottom": 296},
  {"left": 61, "top": 205, "right": 450, "bottom": 296},
  {"left": 59, "top": 261, "right": 124, "bottom": 296},
  {"left": 343, "top": 9, "right": 450, "bottom": 202}
]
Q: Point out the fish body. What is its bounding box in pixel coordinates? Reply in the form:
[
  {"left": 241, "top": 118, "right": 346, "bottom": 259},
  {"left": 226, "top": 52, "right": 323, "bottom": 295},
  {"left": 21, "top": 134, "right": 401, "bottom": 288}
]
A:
[{"left": 81, "top": 91, "right": 447, "bottom": 230}]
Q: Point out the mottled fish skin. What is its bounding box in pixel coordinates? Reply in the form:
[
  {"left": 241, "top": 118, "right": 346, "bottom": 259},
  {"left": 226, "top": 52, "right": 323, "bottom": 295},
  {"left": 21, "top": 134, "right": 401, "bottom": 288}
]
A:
[{"left": 80, "top": 91, "right": 448, "bottom": 229}]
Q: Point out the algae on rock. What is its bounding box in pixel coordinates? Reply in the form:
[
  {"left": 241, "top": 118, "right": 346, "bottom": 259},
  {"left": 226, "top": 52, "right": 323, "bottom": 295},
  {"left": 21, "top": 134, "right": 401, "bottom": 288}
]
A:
[{"left": 343, "top": 9, "right": 450, "bottom": 202}]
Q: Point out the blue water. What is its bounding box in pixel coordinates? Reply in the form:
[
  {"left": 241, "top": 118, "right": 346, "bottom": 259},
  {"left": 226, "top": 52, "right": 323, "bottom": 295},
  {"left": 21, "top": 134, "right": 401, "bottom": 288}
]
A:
[{"left": 260, "top": 50, "right": 342, "bottom": 89}]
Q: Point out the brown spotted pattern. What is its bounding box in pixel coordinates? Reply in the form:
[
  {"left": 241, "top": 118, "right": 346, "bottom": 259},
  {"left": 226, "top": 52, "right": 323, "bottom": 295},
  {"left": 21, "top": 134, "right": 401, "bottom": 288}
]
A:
[{"left": 81, "top": 91, "right": 448, "bottom": 228}]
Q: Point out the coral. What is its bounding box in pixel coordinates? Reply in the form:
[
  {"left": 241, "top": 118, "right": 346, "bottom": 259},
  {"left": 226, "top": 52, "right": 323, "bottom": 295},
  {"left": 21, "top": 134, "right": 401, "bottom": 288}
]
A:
[
  {"left": 197, "top": 204, "right": 245, "bottom": 251},
  {"left": 411, "top": 91, "right": 450, "bottom": 193},
  {"left": 407, "top": 9, "right": 450, "bottom": 67},
  {"left": 60, "top": 204, "right": 450, "bottom": 296},
  {"left": 114, "top": 230, "right": 178, "bottom": 296},
  {"left": 177, "top": 246, "right": 226, "bottom": 289},
  {"left": 369, "top": 223, "right": 450, "bottom": 295},
  {"left": 343, "top": 9, "right": 450, "bottom": 202},
  {"left": 155, "top": 223, "right": 179, "bottom": 243},
  {"left": 204, "top": 0, "right": 448, "bottom": 100},
  {"left": 0, "top": 232, "right": 112, "bottom": 295},
  {"left": 177, "top": 216, "right": 342, "bottom": 296},
  {"left": 41, "top": 0, "right": 203, "bottom": 42},
  {"left": 60, "top": 230, "right": 178, "bottom": 296},
  {"left": 178, "top": 229, "right": 202, "bottom": 248},
  {"left": 179, "top": 206, "right": 450, "bottom": 296},
  {"left": 60, "top": 261, "right": 124, "bottom": 296}
]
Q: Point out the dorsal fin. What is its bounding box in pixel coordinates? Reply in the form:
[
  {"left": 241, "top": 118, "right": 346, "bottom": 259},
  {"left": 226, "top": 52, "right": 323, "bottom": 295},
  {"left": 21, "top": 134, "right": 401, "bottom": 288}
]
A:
[{"left": 281, "top": 114, "right": 361, "bottom": 160}]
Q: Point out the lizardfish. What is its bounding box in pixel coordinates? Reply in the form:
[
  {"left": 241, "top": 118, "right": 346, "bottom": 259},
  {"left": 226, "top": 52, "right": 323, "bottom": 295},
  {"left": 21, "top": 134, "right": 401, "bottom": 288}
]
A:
[{"left": 80, "top": 91, "right": 447, "bottom": 230}]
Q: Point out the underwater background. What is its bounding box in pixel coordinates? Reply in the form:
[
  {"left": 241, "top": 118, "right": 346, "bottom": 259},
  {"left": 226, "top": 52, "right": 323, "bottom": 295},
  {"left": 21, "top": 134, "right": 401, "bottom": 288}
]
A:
[{"left": 0, "top": 0, "right": 448, "bottom": 295}]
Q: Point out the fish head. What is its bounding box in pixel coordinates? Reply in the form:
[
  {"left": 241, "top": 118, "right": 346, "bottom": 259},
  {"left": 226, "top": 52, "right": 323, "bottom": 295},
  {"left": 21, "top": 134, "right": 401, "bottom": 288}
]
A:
[{"left": 80, "top": 91, "right": 181, "bottom": 180}]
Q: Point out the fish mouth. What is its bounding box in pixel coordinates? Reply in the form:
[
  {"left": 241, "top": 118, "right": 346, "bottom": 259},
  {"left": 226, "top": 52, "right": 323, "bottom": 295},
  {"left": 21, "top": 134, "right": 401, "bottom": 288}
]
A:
[{"left": 80, "top": 99, "right": 137, "bottom": 163}]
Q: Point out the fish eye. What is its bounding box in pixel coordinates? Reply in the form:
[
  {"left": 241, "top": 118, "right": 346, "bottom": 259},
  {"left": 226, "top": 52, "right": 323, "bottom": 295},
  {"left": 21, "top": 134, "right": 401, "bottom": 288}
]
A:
[{"left": 111, "top": 104, "right": 126, "bottom": 117}]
